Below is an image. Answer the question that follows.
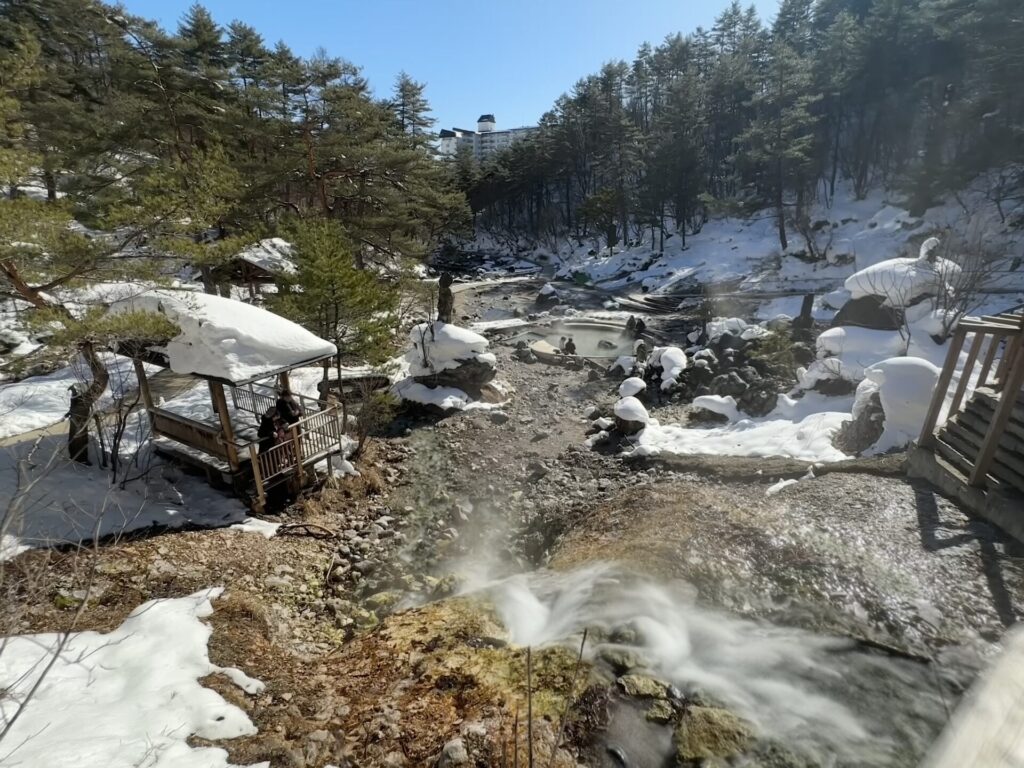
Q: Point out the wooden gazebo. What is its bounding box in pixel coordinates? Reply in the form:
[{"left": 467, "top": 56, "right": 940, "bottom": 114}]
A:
[{"left": 113, "top": 289, "right": 349, "bottom": 511}]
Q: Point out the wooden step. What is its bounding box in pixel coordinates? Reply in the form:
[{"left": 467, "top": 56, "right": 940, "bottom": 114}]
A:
[
  {"left": 937, "top": 423, "right": 1024, "bottom": 494},
  {"left": 962, "top": 392, "right": 1024, "bottom": 443},
  {"left": 954, "top": 410, "right": 1024, "bottom": 456}
]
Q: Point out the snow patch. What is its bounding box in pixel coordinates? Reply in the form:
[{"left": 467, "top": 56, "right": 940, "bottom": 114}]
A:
[{"left": 0, "top": 588, "right": 263, "bottom": 768}]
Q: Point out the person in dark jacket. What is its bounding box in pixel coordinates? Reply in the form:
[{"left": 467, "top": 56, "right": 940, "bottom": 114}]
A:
[
  {"left": 633, "top": 317, "right": 647, "bottom": 338},
  {"left": 257, "top": 406, "right": 279, "bottom": 455},
  {"left": 563, "top": 337, "right": 577, "bottom": 355},
  {"left": 276, "top": 387, "right": 303, "bottom": 426}
]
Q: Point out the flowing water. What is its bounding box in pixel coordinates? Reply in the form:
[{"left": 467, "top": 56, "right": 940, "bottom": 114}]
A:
[{"left": 482, "top": 563, "right": 972, "bottom": 767}]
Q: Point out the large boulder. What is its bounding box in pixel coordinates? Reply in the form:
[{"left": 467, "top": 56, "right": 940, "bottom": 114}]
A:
[
  {"left": 673, "top": 707, "right": 753, "bottom": 764},
  {"left": 613, "top": 396, "right": 649, "bottom": 436},
  {"left": 831, "top": 295, "right": 902, "bottom": 331},
  {"left": 406, "top": 322, "right": 497, "bottom": 395}
]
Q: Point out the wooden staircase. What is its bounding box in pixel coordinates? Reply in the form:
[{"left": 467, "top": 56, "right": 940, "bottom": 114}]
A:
[
  {"left": 920, "top": 310, "right": 1024, "bottom": 492},
  {"left": 934, "top": 387, "right": 1024, "bottom": 494}
]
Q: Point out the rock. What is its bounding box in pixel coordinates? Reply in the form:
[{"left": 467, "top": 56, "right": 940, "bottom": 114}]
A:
[
  {"left": 710, "top": 372, "right": 748, "bottom": 398},
  {"left": 833, "top": 390, "right": 884, "bottom": 455},
  {"left": 414, "top": 358, "right": 497, "bottom": 392},
  {"left": 264, "top": 575, "right": 292, "bottom": 589},
  {"left": 354, "top": 560, "right": 377, "bottom": 575},
  {"left": 790, "top": 342, "right": 815, "bottom": 367},
  {"left": 437, "top": 737, "right": 469, "bottom": 767},
  {"left": 489, "top": 411, "right": 510, "bottom": 424},
  {"left": 365, "top": 590, "right": 403, "bottom": 613},
  {"left": 646, "top": 699, "right": 676, "bottom": 724},
  {"left": 831, "top": 294, "right": 902, "bottom": 331},
  {"left": 616, "top": 674, "right": 669, "bottom": 699},
  {"left": 597, "top": 647, "right": 645, "bottom": 675},
  {"left": 673, "top": 707, "right": 752, "bottom": 764}
]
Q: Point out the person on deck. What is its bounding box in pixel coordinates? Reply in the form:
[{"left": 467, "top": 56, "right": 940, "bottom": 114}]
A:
[
  {"left": 276, "top": 387, "right": 303, "bottom": 426},
  {"left": 558, "top": 336, "right": 567, "bottom": 354},
  {"left": 257, "top": 406, "right": 279, "bottom": 455},
  {"left": 563, "top": 337, "right": 577, "bottom": 356}
]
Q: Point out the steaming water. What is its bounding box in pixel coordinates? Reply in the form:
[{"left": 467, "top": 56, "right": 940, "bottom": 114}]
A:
[
  {"left": 485, "top": 563, "right": 962, "bottom": 766},
  {"left": 526, "top": 327, "right": 634, "bottom": 358}
]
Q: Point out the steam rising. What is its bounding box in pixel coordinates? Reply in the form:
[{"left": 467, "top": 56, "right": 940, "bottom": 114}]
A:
[{"left": 486, "top": 563, "right": 947, "bottom": 764}]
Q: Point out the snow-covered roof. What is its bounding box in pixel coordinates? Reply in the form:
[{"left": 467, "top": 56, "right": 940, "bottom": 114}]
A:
[
  {"left": 236, "top": 238, "right": 296, "bottom": 275},
  {"left": 110, "top": 289, "right": 336, "bottom": 385}
]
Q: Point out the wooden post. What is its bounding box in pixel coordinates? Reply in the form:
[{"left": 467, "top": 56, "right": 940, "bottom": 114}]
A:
[
  {"left": 948, "top": 332, "right": 983, "bottom": 417},
  {"left": 249, "top": 443, "right": 265, "bottom": 512},
  {"left": 209, "top": 380, "right": 240, "bottom": 471},
  {"left": 278, "top": 371, "right": 291, "bottom": 393},
  {"left": 291, "top": 425, "right": 305, "bottom": 486},
  {"left": 976, "top": 332, "right": 1003, "bottom": 390},
  {"left": 133, "top": 358, "right": 154, "bottom": 410},
  {"left": 918, "top": 327, "right": 967, "bottom": 448},
  {"left": 970, "top": 354, "right": 1024, "bottom": 487}
]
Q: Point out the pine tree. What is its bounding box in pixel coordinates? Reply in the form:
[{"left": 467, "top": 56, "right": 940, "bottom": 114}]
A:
[{"left": 390, "top": 72, "right": 434, "bottom": 143}]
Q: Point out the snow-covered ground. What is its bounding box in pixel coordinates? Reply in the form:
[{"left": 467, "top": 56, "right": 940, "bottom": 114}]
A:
[
  {"left": 0, "top": 588, "right": 267, "bottom": 768},
  {"left": 536, "top": 180, "right": 1024, "bottom": 304},
  {"left": 0, "top": 353, "right": 159, "bottom": 440},
  {"left": 632, "top": 391, "right": 856, "bottom": 463}
]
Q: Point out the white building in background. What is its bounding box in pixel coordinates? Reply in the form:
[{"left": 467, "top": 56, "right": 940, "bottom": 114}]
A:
[{"left": 438, "top": 114, "right": 538, "bottom": 162}]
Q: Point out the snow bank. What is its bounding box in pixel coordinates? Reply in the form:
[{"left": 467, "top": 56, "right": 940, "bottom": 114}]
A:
[
  {"left": 863, "top": 357, "right": 941, "bottom": 455},
  {"left": 707, "top": 317, "right": 770, "bottom": 342},
  {"left": 693, "top": 395, "right": 740, "bottom": 421},
  {"left": 634, "top": 410, "right": 851, "bottom": 463},
  {"left": 391, "top": 378, "right": 497, "bottom": 411},
  {"left": 0, "top": 589, "right": 264, "bottom": 767},
  {"left": 618, "top": 377, "right": 646, "bottom": 397},
  {"left": 811, "top": 326, "right": 908, "bottom": 382},
  {"left": 845, "top": 238, "right": 962, "bottom": 308},
  {"left": 614, "top": 396, "right": 649, "bottom": 425},
  {"left": 405, "top": 321, "right": 493, "bottom": 376},
  {"left": 110, "top": 289, "right": 337, "bottom": 384}
]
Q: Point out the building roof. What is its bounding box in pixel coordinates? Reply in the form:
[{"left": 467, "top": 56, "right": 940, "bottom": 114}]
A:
[
  {"left": 439, "top": 129, "right": 457, "bottom": 138},
  {"left": 235, "top": 237, "right": 296, "bottom": 275},
  {"left": 477, "top": 114, "right": 496, "bottom": 123},
  {"left": 110, "top": 289, "right": 337, "bottom": 385}
]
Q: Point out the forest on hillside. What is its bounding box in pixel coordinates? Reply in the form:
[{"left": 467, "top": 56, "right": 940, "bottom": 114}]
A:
[
  {"left": 0, "top": 0, "right": 468, "bottom": 279},
  {"left": 460, "top": 0, "right": 1024, "bottom": 253}
]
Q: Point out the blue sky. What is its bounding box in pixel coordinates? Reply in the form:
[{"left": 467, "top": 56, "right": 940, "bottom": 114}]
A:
[{"left": 122, "top": 0, "right": 780, "bottom": 130}]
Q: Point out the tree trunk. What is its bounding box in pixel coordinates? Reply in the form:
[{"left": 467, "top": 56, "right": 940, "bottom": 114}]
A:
[{"left": 68, "top": 341, "right": 110, "bottom": 465}]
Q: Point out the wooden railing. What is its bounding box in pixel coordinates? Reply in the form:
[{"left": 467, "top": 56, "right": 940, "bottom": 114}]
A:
[
  {"left": 231, "top": 382, "right": 323, "bottom": 417},
  {"left": 149, "top": 407, "right": 229, "bottom": 460},
  {"left": 920, "top": 311, "right": 1024, "bottom": 486},
  {"left": 248, "top": 405, "right": 347, "bottom": 509}
]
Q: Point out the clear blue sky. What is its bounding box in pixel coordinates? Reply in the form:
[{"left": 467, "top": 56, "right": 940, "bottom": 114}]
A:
[{"left": 121, "top": 0, "right": 780, "bottom": 130}]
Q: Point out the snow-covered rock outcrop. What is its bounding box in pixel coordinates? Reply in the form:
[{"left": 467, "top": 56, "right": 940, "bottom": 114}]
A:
[
  {"left": 613, "top": 396, "right": 649, "bottom": 435},
  {"left": 393, "top": 321, "right": 499, "bottom": 411},
  {"left": 844, "top": 237, "right": 962, "bottom": 309}
]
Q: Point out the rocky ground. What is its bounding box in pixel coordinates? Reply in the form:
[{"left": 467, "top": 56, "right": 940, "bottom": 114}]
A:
[{"left": 6, "top": 279, "right": 1024, "bottom": 767}]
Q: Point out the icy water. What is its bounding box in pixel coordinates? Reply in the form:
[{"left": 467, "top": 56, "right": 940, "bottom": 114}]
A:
[{"left": 486, "top": 564, "right": 969, "bottom": 767}]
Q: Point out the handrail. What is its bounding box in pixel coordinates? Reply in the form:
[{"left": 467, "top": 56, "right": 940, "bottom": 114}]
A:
[{"left": 920, "top": 312, "right": 1024, "bottom": 487}]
